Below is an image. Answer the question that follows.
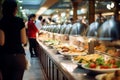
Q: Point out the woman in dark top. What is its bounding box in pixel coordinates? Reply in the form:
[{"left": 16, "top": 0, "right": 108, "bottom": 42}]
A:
[{"left": 0, "top": 0, "right": 27, "bottom": 80}]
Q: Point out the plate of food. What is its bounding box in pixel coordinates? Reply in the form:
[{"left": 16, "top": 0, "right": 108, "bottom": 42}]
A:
[
  {"left": 95, "top": 71, "right": 120, "bottom": 80},
  {"left": 95, "top": 73, "right": 113, "bottom": 80},
  {"left": 58, "top": 50, "right": 82, "bottom": 59},
  {"left": 72, "top": 53, "right": 103, "bottom": 66},
  {"left": 81, "top": 57, "right": 120, "bottom": 73},
  {"left": 95, "top": 73, "right": 115, "bottom": 80},
  {"left": 82, "top": 64, "right": 120, "bottom": 73}
]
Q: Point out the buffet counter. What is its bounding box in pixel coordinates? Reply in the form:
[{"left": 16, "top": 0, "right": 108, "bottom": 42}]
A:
[{"left": 36, "top": 38, "right": 96, "bottom": 80}]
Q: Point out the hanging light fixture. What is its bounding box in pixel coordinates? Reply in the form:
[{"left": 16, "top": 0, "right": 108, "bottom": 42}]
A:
[
  {"left": 111, "top": 2, "right": 115, "bottom": 8},
  {"left": 106, "top": 2, "right": 115, "bottom": 10}
]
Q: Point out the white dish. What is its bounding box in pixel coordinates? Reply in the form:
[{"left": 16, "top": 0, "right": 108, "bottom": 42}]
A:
[
  {"left": 58, "top": 51, "right": 81, "bottom": 60},
  {"left": 72, "top": 60, "right": 83, "bottom": 66},
  {"left": 76, "top": 62, "right": 83, "bottom": 66},
  {"left": 59, "top": 51, "right": 74, "bottom": 56},
  {"left": 81, "top": 64, "right": 120, "bottom": 73},
  {"left": 59, "top": 50, "right": 87, "bottom": 56}
]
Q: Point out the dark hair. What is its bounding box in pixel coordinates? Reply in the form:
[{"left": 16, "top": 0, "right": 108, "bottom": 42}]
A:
[
  {"left": 48, "top": 18, "right": 52, "bottom": 21},
  {"left": 30, "top": 14, "right": 36, "bottom": 18},
  {"left": 2, "top": 0, "right": 17, "bottom": 16},
  {"left": 42, "top": 19, "right": 46, "bottom": 22},
  {"left": 28, "top": 14, "right": 36, "bottom": 21},
  {"left": 38, "top": 15, "right": 42, "bottom": 21}
]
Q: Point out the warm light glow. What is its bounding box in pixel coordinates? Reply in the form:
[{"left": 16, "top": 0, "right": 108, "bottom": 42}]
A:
[
  {"left": 106, "top": 2, "right": 114, "bottom": 10},
  {"left": 36, "top": 7, "right": 48, "bottom": 15},
  {"left": 61, "top": 12, "right": 66, "bottom": 17},
  {"left": 83, "top": 16, "right": 86, "bottom": 19},
  {"left": 81, "top": 8, "right": 86, "bottom": 13},
  {"left": 88, "top": 38, "right": 94, "bottom": 42},
  {"left": 70, "top": 10, "right": 73, "bottom": 15},
  {"left": 102, "top": 12, "right": 114, "bottom": 16}
]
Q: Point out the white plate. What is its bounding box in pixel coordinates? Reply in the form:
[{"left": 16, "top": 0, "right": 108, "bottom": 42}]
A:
[
  {"left": 72, "top": 60, "right": 83, "bottom": 66},
  {"left": 59, "top": 51, "right": 87, "bottom": 56},
  {"left": 58, "top": 51, "right": 80, "bottom": 60},
  {"left": 81, "top": 64, "right": 120, "bottom": 73},
  {"left": 59, "top": 51, "right": 76, "bottom": 56}
]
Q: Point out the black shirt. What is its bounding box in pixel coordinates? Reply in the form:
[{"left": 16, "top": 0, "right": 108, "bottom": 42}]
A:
[{"left": 0, "top": 16, "right": 25, "bottom": 54}]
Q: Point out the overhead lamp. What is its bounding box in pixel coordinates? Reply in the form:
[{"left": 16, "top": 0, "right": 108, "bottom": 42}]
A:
[
  {"left": 106, "top": 2, "right": 114, "bottom": 10},
  {"left": 111, "top": 2, "right": 114, "bottom": 8},
  {"left": 107, "top": 4, "right": 111, "bottom": 10}
]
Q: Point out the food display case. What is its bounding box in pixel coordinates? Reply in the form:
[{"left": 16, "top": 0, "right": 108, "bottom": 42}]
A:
[
  {"left": 95, "top": 16, "right": 120, "bottom": 80},
  {"left": 37, "top": 20, "right": 120, "bottom": 80}
]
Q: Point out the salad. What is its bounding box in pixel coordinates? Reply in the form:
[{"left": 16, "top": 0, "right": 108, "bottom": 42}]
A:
[{"left": 84, "top": 57, "right": 120, "bottom": 69}]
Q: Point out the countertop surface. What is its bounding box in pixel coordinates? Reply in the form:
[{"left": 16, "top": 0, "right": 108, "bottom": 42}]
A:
[{"left": 37, "top": 39, "right": 99, "bottom": 80}]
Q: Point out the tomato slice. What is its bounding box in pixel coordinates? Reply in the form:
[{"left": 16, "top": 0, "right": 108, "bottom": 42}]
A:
[
  {"left": 100, "top": 65, "right": 110, "bottom": 69},
  {"left": 89, "top": 63, "right": 96, "bottom": 68},
  {"left": 112, "top": 65, "right": 118, "bottom": 68}
]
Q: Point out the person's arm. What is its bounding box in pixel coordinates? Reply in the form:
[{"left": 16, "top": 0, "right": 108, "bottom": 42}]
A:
[
  {"left": 0, "top": 29, "right": 5, "bottom": 46},
  {"left": 21, "top": 27, "right": 27, "bottom": 45}
]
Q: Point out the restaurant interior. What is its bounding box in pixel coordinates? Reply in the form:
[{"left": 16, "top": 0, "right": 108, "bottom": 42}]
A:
[{"left": 0, "top": 0, "right": 120, "bottom": 80}]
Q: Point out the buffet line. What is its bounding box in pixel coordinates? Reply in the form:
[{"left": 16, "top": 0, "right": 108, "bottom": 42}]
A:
[{"left": 36, "top": 28, "right": 120, "bottom": 80}]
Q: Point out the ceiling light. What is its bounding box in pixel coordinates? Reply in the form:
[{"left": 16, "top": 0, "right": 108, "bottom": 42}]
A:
[
  {"left": 111, "top": 2, "right": 114, "bottom": 8},
  {"left": 106, "top": 2, "right": 114, "bottom": 10},
  {"left": 107, "top": 4, "right": 111, "bottom": 10},
  {"left": 95, "top": 3, "right": 97, "bottom": 7},
  {"left": 81, "top": 8, "right": 87, "bottom": 13},
  {"left": 20, "top": 6, "right": 22, "bottom": 9}
]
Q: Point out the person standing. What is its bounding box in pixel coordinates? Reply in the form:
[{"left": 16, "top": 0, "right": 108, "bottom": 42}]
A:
[
  {"left": 0, "top": 0, "right": 27, "bottom": 80},
  {"left": 27, "top": 14, "right": 39, "bottom": 57},
  {"left": 41, "top": 18, "right": 47, "bottom": 26},
  {"left": 35, "top": 15, "right": 43, "bottom": 30}
]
